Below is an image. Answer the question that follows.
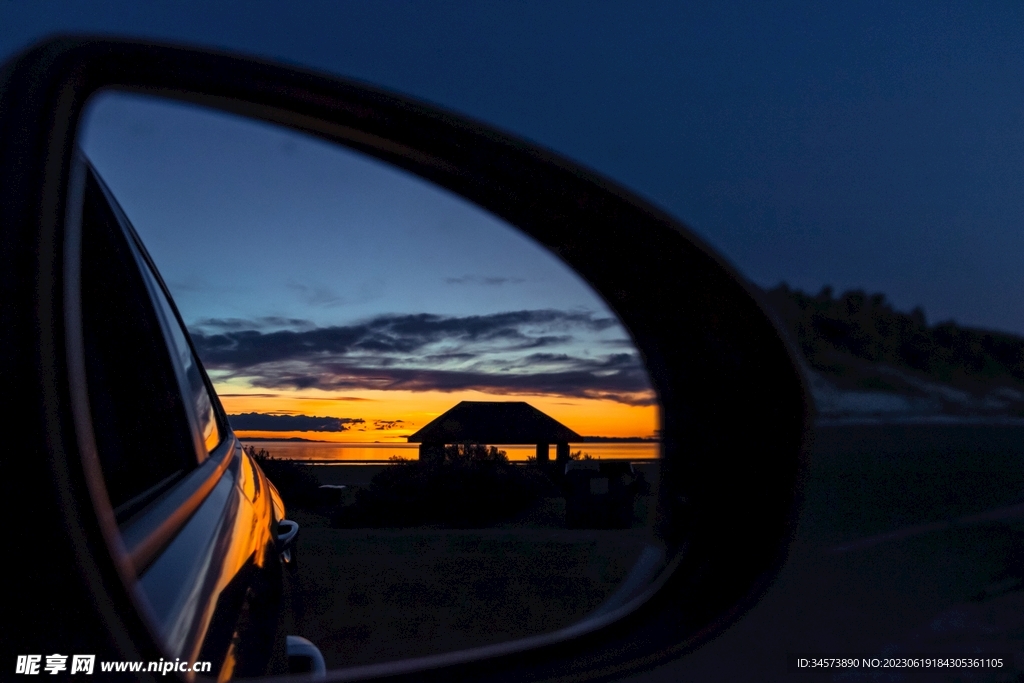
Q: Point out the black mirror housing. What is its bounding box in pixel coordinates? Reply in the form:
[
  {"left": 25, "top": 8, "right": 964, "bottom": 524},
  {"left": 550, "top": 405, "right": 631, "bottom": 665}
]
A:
[{"left": 0, "top": 36, "right": 810, "bottom": 681}]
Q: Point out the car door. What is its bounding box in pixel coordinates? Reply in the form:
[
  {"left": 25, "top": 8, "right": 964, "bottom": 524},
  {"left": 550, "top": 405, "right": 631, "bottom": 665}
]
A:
[{"left": 77, "top": 156, "right": 288, "bottom": 678}]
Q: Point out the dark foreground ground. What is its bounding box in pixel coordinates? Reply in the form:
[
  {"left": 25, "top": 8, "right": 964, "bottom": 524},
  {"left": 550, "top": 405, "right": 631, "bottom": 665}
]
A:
[
  {"left": 280, "top": 523, "right": 653, "bottom": 667},
  {"left": 278, "top": 425, "right": 1024, "bottom": 680},
  {"left": 278, "top": 461, "right": 660, "bottom": 668},
  {"left": 624, "top": 424, "right": 1024, "bottom": 683}
]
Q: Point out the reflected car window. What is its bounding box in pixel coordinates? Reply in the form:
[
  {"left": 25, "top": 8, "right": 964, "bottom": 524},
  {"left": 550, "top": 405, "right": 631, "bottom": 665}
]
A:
[
  {"left": 139, "top": 258, "right": 223, "bottom": 459},
  {"left": 80, "top": 166, "right": 198, "bottom": 519}
]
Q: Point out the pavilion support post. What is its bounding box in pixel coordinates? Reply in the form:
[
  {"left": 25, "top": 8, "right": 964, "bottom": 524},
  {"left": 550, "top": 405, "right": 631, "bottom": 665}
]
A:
[
  {"left": 419, "top": 442, "right": 444, "bottom": 464},
  {"left": 535, "top": 443, "right": 550, "bottom": 463},
  {"left": 556, "top": 442, "right": 571, "bottom": 466}
]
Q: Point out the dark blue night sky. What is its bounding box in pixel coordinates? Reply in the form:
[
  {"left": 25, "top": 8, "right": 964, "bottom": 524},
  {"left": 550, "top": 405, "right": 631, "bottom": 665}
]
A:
[{"left": 4, "top": 2, "right": 1024, "bottom": 333}]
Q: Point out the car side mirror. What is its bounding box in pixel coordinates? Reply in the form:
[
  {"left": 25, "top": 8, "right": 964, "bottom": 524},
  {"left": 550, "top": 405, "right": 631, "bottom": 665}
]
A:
[{"left": 0, "top": 36, "right": 809, "bottom": 682}]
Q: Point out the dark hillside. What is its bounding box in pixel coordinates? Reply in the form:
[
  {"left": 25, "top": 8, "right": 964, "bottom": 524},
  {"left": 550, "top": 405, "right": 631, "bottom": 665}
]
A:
[{"left": 763, "top": 285, "right": 1024, "bottom": 413}]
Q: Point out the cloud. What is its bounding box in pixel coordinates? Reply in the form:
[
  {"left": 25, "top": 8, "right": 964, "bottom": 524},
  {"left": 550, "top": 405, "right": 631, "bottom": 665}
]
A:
[
  {"left": 373, "top": 420, "right": 405, "bottom": 430},
  {"left": 219, "top": 357, "right": 654, "bottom": 406},
  {"left": 194, "top": 316, "right": 314, "bottom": 331},
  {"left": 217, "top": 392, "right": 372, "bottom": 402},
  {"left": 286, "top": 278, "right": 385, "bottom": 308},
  {"left": 294, "top": 395, "right": 373, "bottom": 402},
  {"left": 227, "top": 412, "right": 365, "bottom": 432},
  {"left": 193, "top": 310, "right": 617, "bottom": 365},
  {"left": 445, "top": 275, "right": 526, "bottom": 286},
  {"left": 167, "top": 276, "right": 216, "bottom": 293},
  {"left": 286, "top": 281, "right": 347, "bottom": 307},
  {"left": 237, "top": 355, "right": 653, "bottom": 405},
  {"left": 193, "top": 310, "right": 654, "bottom": 405}
]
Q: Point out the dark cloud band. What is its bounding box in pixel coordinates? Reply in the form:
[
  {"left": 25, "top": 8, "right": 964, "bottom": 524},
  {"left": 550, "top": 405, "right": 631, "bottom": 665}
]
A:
[
  {"left": 193, "top": 310, "right": 617, "bottom": 364},
  {"left": 193, "top": 310, "right": 654, "bottom": 405},
  {"left": 228, "top": 412, "right": 365, "bottom": 432}
]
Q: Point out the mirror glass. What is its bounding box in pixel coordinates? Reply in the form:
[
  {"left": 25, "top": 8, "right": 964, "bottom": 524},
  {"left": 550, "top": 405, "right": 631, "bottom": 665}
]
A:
[{"left": 77, "top": 91, "right": 663, "bottom": 674}]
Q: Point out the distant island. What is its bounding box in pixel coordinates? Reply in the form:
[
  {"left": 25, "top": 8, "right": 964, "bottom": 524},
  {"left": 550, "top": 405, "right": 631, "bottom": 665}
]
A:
[
  {"left": 580, "top": 436, "right": 659, "bottom": 443},
  {"left": 239, "top": 436, "right": 330, "bottom": 443}
]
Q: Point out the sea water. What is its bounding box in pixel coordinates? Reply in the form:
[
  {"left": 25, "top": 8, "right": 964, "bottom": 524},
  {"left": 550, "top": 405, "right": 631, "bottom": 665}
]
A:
[{"left": 240, "top": 440, "right": 659, "bottom": 463}]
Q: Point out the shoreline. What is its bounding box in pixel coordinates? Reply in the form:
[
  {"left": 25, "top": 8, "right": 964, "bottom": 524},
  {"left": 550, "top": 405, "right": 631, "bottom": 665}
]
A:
[
  {"left": 241, "top": 439, "right": 662, "bottom": 445},
  {"left": 261, "top": 458, "right": 660, "bottom": 467},
  {"left": 242, "top": 439, "right": 661, "bottom": 464}
]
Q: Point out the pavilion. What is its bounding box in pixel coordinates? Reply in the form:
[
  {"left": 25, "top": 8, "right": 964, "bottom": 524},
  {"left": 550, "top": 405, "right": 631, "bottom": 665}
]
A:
[{"left": 407, "top": 401, "right": 582, "bottom": 465}]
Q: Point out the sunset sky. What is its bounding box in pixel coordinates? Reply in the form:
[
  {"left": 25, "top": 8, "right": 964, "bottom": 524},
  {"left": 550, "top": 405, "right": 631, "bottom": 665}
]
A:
[
  {"left": 7, "top": 3, "right": 1024, "bottom": 334},
  {"left": 80, "top": 93, "right": 658, "bottom": 443}
]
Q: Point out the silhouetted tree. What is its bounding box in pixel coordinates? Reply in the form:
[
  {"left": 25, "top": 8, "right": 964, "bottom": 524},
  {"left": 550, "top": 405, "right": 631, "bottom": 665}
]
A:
[
  {"left": 332, "top": 443, "right": 555, "bottom": 528},
  {"left": 764, "top": 283, "right": 1024, "bottom": 387}
]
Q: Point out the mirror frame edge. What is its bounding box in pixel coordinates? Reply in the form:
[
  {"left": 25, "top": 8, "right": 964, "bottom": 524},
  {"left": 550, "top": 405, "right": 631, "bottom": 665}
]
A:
[{"left": 0, "top": 35, "right": 812, "bottom": 683}]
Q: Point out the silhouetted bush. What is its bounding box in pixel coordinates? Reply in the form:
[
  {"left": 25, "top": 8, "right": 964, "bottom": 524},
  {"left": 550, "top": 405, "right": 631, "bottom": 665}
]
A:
[
  {"left": 568, "top": 450, "right": 594, "bottom": 461},
  {"left": 333, "top": 444, "right": 556, "bottom": 528},
  {"left": 245, "top": 445, "right": 321, "bottom": 509}
]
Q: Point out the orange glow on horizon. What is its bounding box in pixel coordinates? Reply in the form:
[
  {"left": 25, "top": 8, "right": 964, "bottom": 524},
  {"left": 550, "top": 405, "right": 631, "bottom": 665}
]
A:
[{"left": 216, "top": 385, "right": 658, "bottom": 443}]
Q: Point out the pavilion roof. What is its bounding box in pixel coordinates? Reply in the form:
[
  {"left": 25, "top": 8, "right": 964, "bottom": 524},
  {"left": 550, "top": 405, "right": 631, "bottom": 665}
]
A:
[{"left": 407, "top": 401, "right": 581, "bottom": 444}]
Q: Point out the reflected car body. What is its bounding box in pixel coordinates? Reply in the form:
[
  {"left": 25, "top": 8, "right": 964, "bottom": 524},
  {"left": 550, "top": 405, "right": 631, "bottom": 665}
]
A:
[{"left": 77, "top": 156, "right": 293, "bottom": 678}]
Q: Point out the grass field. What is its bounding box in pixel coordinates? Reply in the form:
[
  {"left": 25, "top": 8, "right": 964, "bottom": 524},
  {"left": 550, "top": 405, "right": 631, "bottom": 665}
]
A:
[
  {"left": 803, "top": 425, "right": 1024, "bottom": 544},
  {"left": 277, "top": 425, "right": 1024, "bottom": 678},
  {"left": 619, "top": 424, "right": 1024, "bottom": 682},
  {"left": 279, "top": 516, "right": 653, "bottom": 668},
  {"left": 272, "top": 461, "right": 661, "bottom": 668}
]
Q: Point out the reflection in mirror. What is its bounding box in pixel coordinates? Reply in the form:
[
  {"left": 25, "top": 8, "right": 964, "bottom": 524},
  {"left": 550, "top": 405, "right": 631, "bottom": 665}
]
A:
[{"left": 77, "top": 91, "right": 663, "bottom": 674}]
